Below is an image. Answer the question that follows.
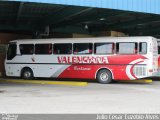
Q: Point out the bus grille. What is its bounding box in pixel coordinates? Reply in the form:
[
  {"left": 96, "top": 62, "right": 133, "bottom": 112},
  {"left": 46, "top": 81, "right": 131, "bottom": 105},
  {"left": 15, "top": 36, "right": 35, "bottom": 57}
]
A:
[{"left": 133, "top": 66, "right": 147, "bottom": 77}]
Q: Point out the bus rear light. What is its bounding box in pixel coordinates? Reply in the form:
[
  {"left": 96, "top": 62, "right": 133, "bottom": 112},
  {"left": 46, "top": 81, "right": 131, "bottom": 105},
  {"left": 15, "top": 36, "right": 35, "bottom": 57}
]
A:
[{"left": 149, "top": 69, "right": 153, "bottom": 72}]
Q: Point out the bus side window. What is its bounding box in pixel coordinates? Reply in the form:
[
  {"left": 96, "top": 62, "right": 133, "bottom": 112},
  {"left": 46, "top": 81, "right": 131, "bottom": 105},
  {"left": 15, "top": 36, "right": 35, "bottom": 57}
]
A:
[
  {"left": 48, "top": 44, "right": 52, "bottom": 54},
  {"left": 158, "top": 46, "right": 160, "bottom": 55},
  {"left": 73, "top": 43, "right": 92, "bottom": 54},
  {"left": 134, "top": 43, "right": 138, "bottom": 54},
  {"left": 116, "top": 42, "right": 137, "bottom": 54},
  {"left": 53, "top": 43, "right": 72, "bottom": 54},
  {"left": 35, "top": 44, "right": 52, "bottom": 55},
  {"left": 89, "top": 43, "right": 93, "bottom": 54},
  {"left": 94, "top": 43, "right": 114, "bottom": 54},
  {"left": 73, "top": 44, "right": 78, "bottom": 54},
  {"left": 112, "top": 43, "right": 115, "bottom": 53},
  {"left": 116, "top": 43, "right": 119, "bottom": 54},
  {"left": 139, "top": 42, "right": 147, "bottom": 54},
  {"left": 158, "top": 42, "right": 160, "bottom": 55},
  {"left": 20, "top": 44, "right": 34, "bottom": 55}
]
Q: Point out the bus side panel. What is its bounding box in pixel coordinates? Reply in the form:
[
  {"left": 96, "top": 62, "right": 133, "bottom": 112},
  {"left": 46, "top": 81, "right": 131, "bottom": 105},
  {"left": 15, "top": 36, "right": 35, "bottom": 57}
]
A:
[
  {"left": 5, "top": 64, "right": 21, "bottom": 77},
  {"left": 157, "top": 40, "right": 160, "bottom": 76},
  {"left": 58, "top": 65, "right": 131, "bottom": 80},
  {"left": 58, "top": 54, "right": 149, "bottom": 80},
  {"left": 156, "top": 54, "right": 160, "bottom": 76},
  {"left": 151, "top": 38, "right": 158, "bottom": 76},
  {"left": 5, "top": 54, "right": 149, "bottom": 80}
]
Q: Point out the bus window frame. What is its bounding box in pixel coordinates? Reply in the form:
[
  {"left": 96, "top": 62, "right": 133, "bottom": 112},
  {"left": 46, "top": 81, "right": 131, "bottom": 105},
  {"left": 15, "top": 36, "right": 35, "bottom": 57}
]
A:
[
  {"left": 53, "top": 43, "right": 72, "bottom": 55},
  {"left": 158, "top": 42, "right": 160, "bottom": 55},
  {"left": 116, "top": 42, "right": 138, "bottom": 55},
  {"left": 139, "top": 42, "right": 147, "bottom": 55},
  {"left": 7, "top": 43, "right": 17, "bottom": 60},
  {"left": 73, "top": 43, "right": 93, "bottom": 55},
  {"left": 94, "top": 42, "right": 115, "bottom": 55},
  {"left": 35, "top": 43, "right": 52, "bottom": 55},
  {"left": 19, "top": 44, "right": 34, "bottom": 55}
]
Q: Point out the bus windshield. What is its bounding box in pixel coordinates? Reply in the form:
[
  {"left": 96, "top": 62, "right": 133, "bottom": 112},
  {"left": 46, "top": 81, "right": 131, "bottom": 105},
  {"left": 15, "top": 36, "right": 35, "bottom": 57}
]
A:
[{"left": 7, "top": 44, "right": 17, "bottom": 60}]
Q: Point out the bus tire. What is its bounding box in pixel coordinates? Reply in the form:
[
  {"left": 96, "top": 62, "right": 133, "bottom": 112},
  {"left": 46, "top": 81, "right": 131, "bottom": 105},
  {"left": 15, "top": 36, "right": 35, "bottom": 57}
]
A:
[
  {"left": 21, "top": 68, "right": 34, "bottom": 80},
  {"left": 96, "top": 69, "right": 112, "bottom": 84}
]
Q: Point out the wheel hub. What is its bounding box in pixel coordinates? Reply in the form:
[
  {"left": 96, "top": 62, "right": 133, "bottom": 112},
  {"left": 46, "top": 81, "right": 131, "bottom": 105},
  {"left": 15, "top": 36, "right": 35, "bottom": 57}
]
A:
[
  {"left": 100, "top": 72, "right": 109, "bottom": 81},
  {"left": 24, "top": 71, "right": 31, "bottom": 78}
]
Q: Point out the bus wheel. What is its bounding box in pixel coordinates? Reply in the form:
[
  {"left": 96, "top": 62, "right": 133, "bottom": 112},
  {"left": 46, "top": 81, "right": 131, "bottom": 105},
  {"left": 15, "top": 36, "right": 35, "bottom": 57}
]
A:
[
  {"left": 97, "top": 69, "right": 112, "bottom": 84},
  {"left": 21, "top": 68, "right": 33, "bottom": 80}
]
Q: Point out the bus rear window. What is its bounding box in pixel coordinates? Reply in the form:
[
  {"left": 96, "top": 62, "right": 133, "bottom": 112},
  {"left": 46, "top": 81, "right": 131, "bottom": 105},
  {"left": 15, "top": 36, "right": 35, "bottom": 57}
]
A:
[
  {"left": 7, "top": 44, "right": 17, "bottom": 60},
  {"left": 94, "top": 43, "right": 114, "bottom": 54},
  {"left": 73, "top": 43, "right": 92, "bottom": 54},
  {"left": 139, "top": 42, "right": 147, "bottom": 54},
  {"left": 53, "top": 43, "right": 72, "bottom": 54},
  {"left": 116, "top": 42, "right": 138, "bottom": 54},
  {"left": 35, "top": 44, "right": 52, "bottom": 55},
  {"left": 20, "top": 44, "right": 34, "bottom": 55}
]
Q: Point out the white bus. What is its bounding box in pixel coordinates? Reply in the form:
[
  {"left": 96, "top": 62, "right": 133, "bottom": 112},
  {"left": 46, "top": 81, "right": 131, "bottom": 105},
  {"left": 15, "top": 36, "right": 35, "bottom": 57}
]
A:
[
  {"left": 157, "top": 39, "right": 160, "bottom": 76},
  {"left": 5, "top": 36, "right": 158, "bottom": 84}
]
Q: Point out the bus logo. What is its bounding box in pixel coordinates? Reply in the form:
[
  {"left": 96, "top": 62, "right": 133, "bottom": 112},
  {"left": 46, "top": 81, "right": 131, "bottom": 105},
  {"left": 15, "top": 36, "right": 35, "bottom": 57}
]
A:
[{"left": 58, "top": 56, "right": 109, "bottom": 64}]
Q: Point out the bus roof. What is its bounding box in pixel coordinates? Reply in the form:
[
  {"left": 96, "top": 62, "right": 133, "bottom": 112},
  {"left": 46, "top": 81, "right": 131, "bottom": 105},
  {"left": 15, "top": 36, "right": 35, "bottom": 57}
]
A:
[{"left": 10, "top": 36, "right": 156, "bottom": 44}]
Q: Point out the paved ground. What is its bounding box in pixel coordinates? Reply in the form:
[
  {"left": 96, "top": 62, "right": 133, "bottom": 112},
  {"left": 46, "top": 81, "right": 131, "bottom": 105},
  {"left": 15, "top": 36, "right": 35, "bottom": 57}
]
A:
[{"left": 0, "top": 80, "right": 160, "bottom": 114}]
